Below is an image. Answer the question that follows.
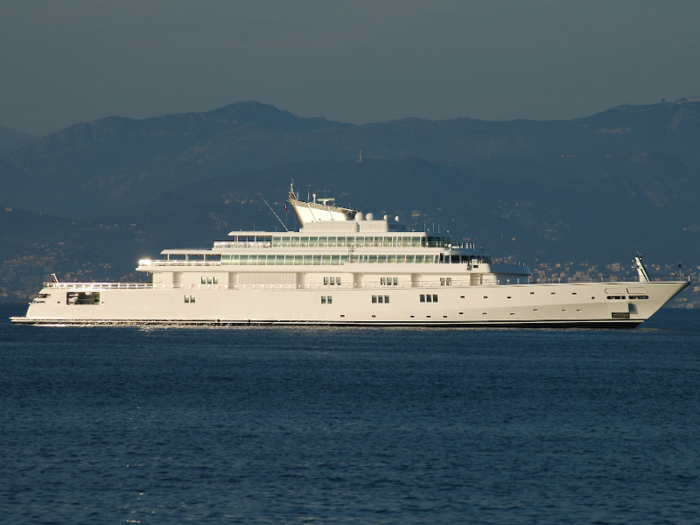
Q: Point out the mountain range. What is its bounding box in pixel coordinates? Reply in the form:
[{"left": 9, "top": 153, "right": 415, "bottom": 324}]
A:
[{"left": 1, "top": 99, "right": 699, "bottom": 302}]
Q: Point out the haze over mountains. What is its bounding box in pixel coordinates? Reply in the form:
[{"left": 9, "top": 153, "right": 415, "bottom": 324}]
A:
[
  {"left": 0, "top": 124, "right": 38, "bottom": 156},
  {"left": 2, "top": 99, "right": 699, "bottom": 302}
]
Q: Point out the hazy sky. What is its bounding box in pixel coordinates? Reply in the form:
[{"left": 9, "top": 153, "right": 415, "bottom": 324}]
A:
[{"left": 2, "top": 0, "right": 700, "bottom": 136}]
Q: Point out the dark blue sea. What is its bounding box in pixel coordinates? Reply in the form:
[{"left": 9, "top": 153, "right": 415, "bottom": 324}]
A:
[{"left": 2, "top": 304, "right": 700, "bottom": 524}]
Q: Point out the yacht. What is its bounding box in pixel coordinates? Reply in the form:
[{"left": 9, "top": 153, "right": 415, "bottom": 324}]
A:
[{"left": 11, "top": 184, "right": 689, "bottom": 327}]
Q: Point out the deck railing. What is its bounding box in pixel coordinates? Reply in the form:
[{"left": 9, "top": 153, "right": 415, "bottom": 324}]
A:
[
  {"left": 41, "top": 276, "right": 689, "bottom": 292},
  {"left": 139, "top": 260, "right": 221, "bottom": 267},
  {"left": 44, "top": 282, "right": 154, "bottom": 290}
]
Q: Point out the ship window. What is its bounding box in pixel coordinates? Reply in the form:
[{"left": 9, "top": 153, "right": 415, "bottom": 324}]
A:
[
  {"left": 328, "top": 237, "right": 336, "bottom": 246},
  {"left": 415, "top": 255, "right": 424, "bottom": 264},
  {"left": 321, "top": 296, "right": 326, "bottom": 304},
  {"left": 240, "top": 255, "right": 248, "bottom": 265},
  {"left": 340, "top": 255, "right": 348, "bottom": 264},
  {"left": 328, "top": 296, "right": 332, "bottom": 304},
  {"left": 369, "top": 255, "right": 378, "bottom": 263},
  {"left": 201, "top": 277, "right": 206, "bottom": 284},
  {"left": 433, "top": 295, "right": 438, "bottom": 303},
  {"left": 385, "top": 295, "right": 390, "bottom": 304},
  {"left": 322, "top": 255, "right": 331, "bottom": 265},
  {"left": 372, "top": 295, "right": 377, "bottom": 303},
  {"left": 319, "top": 237, "right": 327, "bottom": 246},
  {"left": 309, "top": 237, "right": 318, "bottom": 247},
  {"left": 426, "top": 294, "right": 432, "bottom": 303},
  {"left": 301, "top": 236, "right": 309, "bottom": 246},
  {"left": 67, "top": 292, "right": 100, "bottom": 305},
  {"left": 213, "top": 277, "right": 218, "bottom": 284},
  {"left": 387, "top": 255, "right": 396, "bottom": 263},
  {"left": 304, "top": 255, "right": 313, "bottom": 265},
  {"left": 276, "top": 255, "right": 285, "bottom": 265},
  {"left": 396, "top": 255, "right": 405, "bottom": 263},
  {"left": 378, "top": 295, "right": 384, "bottom": 303},
  {"left": 337, "top": 237, "right": 346, "bottom": 247},
  {"left": 184, "top": 295, "right": 189, "bottom": 303},
  {"left": 412, "top": 237, "right": 421, "bottom": 247},
  {"left": 380, "top": 277, "right": 386, "bottom": 285},
  {"left": 324, "top": 277, "right": 329, "bottom": 285},
  {"left": 208, "top": 277, "right": 213, "bottom": 284},
  {"left": 420, "top": 294, "right": 425, "bottom": 302},
  {"left": 405, "top": 255, "right": 414, "bottom": 263},
  {"left": 451, "top": 255, "right": 460, "bottom": 263},
  {"left": 291, "top": 237, "right": 300, "bottom": 247},
  {"left": 331, "top": 255, "right": 340, "bottom": 265},
  {"left": 378, "top": 255, "right": 386, "bottom": 263}
]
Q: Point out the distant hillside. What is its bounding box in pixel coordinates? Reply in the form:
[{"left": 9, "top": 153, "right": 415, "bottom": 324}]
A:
[
  {"left": 0, "top": 101, "right": 351, "bottom": 217},
  {"left": 2, "top": 158, "right": 698, "bottom": 303},
  {"left": 2, "top": 99, "right": 699, "bottom": 304},
  {"left": 0, "top": 124, "right": 38, "bottom": 155},
  {"left": 2, "top": 99, "right": 699, "bottom": 219}
]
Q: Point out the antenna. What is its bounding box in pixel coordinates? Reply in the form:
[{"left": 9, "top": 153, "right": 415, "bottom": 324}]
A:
[{"left": 258, "top": 193, "right": 289, "bottom": 232}]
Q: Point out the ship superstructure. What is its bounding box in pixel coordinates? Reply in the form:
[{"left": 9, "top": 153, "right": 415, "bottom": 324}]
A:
[{"left": 11, "top": 185, "right": 689, "bottom": 327}]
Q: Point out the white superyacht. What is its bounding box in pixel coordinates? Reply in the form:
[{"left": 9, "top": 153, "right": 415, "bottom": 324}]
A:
[{"left": 11, "top": 185, "right": 689, "bottom": 327}]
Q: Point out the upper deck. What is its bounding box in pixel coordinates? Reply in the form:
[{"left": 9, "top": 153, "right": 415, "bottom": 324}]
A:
[{"left": 214, "top": 232, "right": 470, "bottom": 250}]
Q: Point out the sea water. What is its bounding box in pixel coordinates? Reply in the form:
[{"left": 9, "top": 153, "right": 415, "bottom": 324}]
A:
[{"left": 2, "top": 303, "right": 699, "bottom": 524}]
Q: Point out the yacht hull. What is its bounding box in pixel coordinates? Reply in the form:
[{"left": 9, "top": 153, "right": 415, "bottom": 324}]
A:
[{"left": 11, "top": 280, "right": 689, "bottom": 328}]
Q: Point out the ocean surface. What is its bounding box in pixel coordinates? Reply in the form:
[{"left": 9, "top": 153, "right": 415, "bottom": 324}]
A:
[{"left": 2, "top": 303, "right": 700, "bottom": 524}]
